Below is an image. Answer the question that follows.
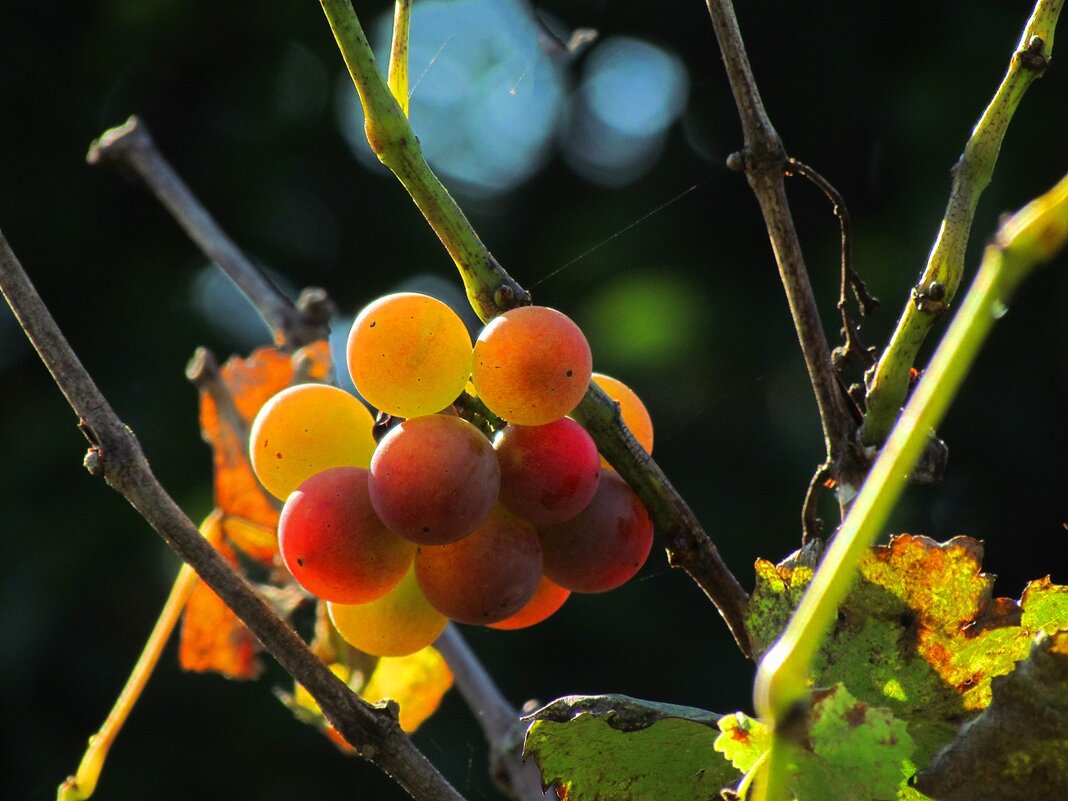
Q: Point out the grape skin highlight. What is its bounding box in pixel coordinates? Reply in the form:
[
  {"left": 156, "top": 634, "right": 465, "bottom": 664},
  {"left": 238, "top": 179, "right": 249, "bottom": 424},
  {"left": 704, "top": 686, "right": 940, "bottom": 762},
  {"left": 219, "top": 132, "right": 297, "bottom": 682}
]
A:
[
  {"left": 249, "top": 383, "right": 376, "bottom": 501},
  {"left": 347, "top": 293, "right": 472, "bottom": 418},
  {"left": 278, "top": 467, "right": 414, "bottom": 604},
  {"left": 471, "top": 305, "right": 592, "bottom": 426}
]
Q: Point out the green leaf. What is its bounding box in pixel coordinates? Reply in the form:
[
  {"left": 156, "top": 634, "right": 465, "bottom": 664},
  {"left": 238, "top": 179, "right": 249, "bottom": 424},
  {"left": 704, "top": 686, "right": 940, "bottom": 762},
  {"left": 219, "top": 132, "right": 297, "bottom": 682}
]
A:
[
  {"left": 715, "top": 712, "right": 769, "bottom": 773},
  {"left": 523, "top": 694, "right": 738, "bottom": 800},
  {"left": 746, "top": 535, "right": 1068, "bottom": 766},
  {"left": 790, "top": 684, "right": 915, "bottom": 801}
]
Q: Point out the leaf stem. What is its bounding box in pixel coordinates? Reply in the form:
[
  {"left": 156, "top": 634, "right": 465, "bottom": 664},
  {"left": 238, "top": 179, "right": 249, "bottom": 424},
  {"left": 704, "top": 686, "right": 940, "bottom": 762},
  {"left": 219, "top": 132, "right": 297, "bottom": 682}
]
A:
[
  {"left": 57, "top": 558, "right": 199, "bottom": 801},
  {"left": 861, "top": 0, "right": 1063, "bottom": 445},
  {"left": 87, "top": 117, "right": 332, "bottom": 352},
  {"left": 0, "top": 231, "right": 468, "bottom": 801},
  {"left": 751, "top": 172, "right": 1068, "bottom": 801}
]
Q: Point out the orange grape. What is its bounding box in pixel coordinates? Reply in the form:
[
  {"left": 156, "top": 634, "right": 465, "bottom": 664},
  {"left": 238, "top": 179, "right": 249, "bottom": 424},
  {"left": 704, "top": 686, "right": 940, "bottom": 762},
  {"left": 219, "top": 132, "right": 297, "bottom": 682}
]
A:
[
  {"left": 488, "top": 575, "right": 570, "bottom": 630},
  {"left": 347, "top": 293, "right": 472, "bottom": 418},
  {"left": 593, "top": 373, "right": 653, "bottom": 455},
  {"left": 249, "top": 383, "right": 376, "bottom": 501},
  {"left": 471, "top": 306, "right": 592, "bottom": 425},
  {"left": 327, "top": 565, "right": 447, "bottom": 657}
]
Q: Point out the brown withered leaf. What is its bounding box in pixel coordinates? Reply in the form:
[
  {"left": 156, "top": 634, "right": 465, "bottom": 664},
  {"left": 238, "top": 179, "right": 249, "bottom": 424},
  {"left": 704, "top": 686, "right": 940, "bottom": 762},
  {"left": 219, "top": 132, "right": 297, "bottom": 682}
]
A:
[{"left": 178, "top": 512, "right": 263, "bottom": 679}]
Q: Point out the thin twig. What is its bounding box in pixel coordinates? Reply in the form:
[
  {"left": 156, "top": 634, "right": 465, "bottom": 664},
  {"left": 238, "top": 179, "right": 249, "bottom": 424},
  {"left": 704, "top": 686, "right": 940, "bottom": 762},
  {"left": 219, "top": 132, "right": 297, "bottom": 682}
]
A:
[
  {"left": 708, "top": 0, "right": 864, "bottom": 501},
  {"left": 0, "top": 230, "right": 467, "bottom": 801},
  {"left": 435, "top": 626, "right": 557, "bottom": 801},
  {"left": 784, "top": 158, "right": 877, "bottom": 372},
  {"left": 86, "top": 116, "right": 331, "bottom": 352}
]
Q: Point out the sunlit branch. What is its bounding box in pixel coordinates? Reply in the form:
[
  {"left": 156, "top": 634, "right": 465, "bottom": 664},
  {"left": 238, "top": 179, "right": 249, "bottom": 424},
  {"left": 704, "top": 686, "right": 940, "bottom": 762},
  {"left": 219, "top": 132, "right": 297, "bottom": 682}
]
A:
[{"left": 861, "top": 0, "right": 1063, "bottom": 446}]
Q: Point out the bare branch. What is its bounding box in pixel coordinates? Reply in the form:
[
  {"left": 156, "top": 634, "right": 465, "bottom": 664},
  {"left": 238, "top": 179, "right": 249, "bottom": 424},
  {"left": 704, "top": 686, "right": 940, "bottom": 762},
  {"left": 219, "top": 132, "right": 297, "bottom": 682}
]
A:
[
  {"left": 436, "top": 626, "right": 556, "bottom": 801},
  {"left": 87, "top": 116, "right": 331, "bottom": 352},
  {"left": 0, "top": 230, "right": 466, "bottom": 801},
  {"left": 708, "top": 0, "right": 864, "bottom": 501}
]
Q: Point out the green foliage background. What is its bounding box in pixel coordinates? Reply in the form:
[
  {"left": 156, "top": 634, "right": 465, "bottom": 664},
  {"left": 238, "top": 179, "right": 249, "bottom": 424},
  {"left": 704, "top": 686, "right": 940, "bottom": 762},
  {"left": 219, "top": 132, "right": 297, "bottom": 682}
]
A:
[{"left": 1, "top": 1, "right": 1065, "bottom": 799}]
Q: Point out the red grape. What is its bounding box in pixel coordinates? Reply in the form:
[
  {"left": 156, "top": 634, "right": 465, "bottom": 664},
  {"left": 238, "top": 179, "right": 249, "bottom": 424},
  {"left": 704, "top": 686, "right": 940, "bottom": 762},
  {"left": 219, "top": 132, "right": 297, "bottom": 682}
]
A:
[
  {"left": 538, "top": 469, "right": 653, "bottom": 593},
  {"left": 415, "top": 506, "right": 542, "bottom": 624},
  {"left": 369, "top": 414, "right": 500, "bottom": 545},
  {"left": 279, "top": 467, "right": 414, "bottom": 603},
  {"left": 494, "top": 418, "right": 600, "bottom": 525}
]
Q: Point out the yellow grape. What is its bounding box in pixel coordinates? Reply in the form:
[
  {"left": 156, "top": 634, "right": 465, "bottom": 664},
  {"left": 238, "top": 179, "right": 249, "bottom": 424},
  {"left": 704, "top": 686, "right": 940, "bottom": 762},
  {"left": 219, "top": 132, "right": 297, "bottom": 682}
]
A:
[
  {"left": 347, "top": 293, "right": 472, "bottom": 418},
  {"left": 327, "top": 565, "right": 447, "bottom": 657},
  {"left": 472, "top": 306, "right": 592, "bottom": 425},
  {"left": 249, "top": 383, "right": 376, "bottom": 501},
  {"left": 592, "top": 373, "right": 654, "bottom": 465}
]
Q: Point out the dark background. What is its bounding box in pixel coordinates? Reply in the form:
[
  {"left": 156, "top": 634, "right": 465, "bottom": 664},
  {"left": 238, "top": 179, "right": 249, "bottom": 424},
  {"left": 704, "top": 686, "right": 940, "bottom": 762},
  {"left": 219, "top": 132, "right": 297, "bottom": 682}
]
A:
[{"left": 2, "top": 1, "right": 1065, "bottom": 799}]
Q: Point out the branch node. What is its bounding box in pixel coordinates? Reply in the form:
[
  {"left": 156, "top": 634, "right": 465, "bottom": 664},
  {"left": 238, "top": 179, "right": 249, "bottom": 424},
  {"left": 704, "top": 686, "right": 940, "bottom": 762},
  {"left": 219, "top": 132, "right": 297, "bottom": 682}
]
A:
[
  {"left": 295, "top": 287, "right": 336, "bottom": 326},
  {"left": 726, "top": 150, "right": 746, "bottom": 172},
  {"left": 83, "top": 447, "right": 104, "bottom": 477},
  {"left": 1019, "top": 35, "right": 1049, "bottom": 70}
]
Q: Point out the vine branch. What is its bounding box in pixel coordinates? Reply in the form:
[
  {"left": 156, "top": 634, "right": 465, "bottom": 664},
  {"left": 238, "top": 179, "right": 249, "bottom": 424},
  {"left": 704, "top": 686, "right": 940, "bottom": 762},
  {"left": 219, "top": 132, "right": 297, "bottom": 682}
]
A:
[
  {"left": 87, "top": 116, "right": 332, "bottom": 352},
  {"left": 752, "top": 171, "right": 1068, "bottom": 801},
  {"left": 708, "top": 0, "right": 863, "bottom": 502},
  {"left": 322, "top": 0, "right": 751, "bottom": 657},
  {"left": 861, "top": 0, "right": 1063, "bottom": 445},
  {"left": 0, "top": 231, "right": 467, "bottom": 801}
]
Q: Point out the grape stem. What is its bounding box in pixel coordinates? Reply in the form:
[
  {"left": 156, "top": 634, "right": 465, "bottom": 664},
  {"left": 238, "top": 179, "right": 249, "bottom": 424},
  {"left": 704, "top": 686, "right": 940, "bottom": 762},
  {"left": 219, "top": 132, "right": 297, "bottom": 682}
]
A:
[
  {"left": 435, "top": 626, "right": 560, "bottom": 801},
  {"left": 321, "top": 0, "right": 753, "bottom": 659},
  {"left": 87, "top": 116, "right": 334, "bottom": 352},
  {"left": 0, "top": 230, "right": 469, "bottom": 801}
]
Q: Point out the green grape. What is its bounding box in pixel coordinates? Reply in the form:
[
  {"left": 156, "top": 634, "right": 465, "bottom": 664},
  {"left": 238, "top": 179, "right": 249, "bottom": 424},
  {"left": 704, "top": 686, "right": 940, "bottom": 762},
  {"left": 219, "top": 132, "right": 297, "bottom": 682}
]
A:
[
  {"left": 415, "top": 506, "right": 542, "bottom": 625},
  {"left": 369, "top": 414, "right": 500, "bottom": 545},
  {"left": 347, "top": 292, "right": 472, "bottom": 418},
  {"left": 249, "top": 383, "right": 376, "bottom": 501},
  {"left": 538, "top": 469, "right": 653, "bottom": 593},
  {"left": 494, "top": 418, "right": 600, "bottom": 525},
  {"left": 488, "top": 575, "right": 570, "bottom": 630},
  {"left": 279, "top": 467, "right": 414, "bottom": 604},
  {"left": 471, "top": 305, "right": 592, "bottom": 425},
  {"left": 327, "top": 565, "right": 447, "bottom": 657}
]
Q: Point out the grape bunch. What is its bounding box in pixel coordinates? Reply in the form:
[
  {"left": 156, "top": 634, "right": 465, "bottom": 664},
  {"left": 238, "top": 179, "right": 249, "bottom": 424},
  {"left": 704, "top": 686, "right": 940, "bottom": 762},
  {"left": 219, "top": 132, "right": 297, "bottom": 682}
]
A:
[{"left": 249, "top": 292, "right": 656, "bottom": 657}]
